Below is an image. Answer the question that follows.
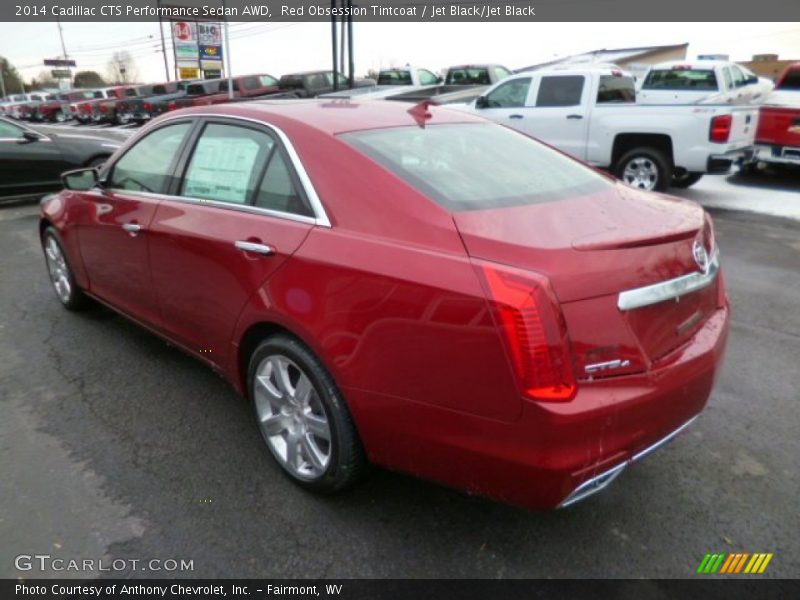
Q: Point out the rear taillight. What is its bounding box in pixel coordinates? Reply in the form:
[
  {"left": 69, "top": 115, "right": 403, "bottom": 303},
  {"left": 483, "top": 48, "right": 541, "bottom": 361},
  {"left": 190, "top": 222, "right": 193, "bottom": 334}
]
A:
[
  {"left": 710, "top": 114, "right": 732, "bottom": 143},
  {"left": 168, "top": 101, "right": 177, "bottom": 111},
  {"left": 143, "top": 101, "right": 152, "bottom": 112},
  {"left": 477, "top": 262, "right": 576, "bottom": 402}
]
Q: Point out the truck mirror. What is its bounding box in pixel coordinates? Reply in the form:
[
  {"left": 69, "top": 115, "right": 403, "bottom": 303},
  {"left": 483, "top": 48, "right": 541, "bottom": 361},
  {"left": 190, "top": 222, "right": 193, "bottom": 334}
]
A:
[{"left": 475, "top": 96, "right": 489, "bottom": 109}]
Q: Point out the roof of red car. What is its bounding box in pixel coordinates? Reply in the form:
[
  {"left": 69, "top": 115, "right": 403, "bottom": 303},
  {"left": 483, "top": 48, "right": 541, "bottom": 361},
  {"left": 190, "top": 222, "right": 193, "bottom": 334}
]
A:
[{"left": 174, "top": 99, "right": 487, "bottom": 135}]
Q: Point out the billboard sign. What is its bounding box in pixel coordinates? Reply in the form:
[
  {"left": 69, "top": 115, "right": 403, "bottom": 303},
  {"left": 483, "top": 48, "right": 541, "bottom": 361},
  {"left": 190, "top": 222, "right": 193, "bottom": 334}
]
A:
[
  {"left": 44, "top": 58, "right": 76, "bottom": 67},
  {"left": 172, "top": 21, "right": 197, "bottom": 42},
  {"left": 200, "top": 45, "right": 223, "bottom": 61},
  {"left": 178, "top": 67, "right": 200, "bottom": 80},
  {"left": 175, "top": 42, "right": 199, "bottom": 60},
  {"left": 198, "top": 23, "right": 222, "bottom": 46}
]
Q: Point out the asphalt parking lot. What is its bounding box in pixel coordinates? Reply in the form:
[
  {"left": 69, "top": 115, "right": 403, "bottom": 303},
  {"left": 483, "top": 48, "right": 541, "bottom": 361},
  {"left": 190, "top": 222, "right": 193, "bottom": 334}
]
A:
[{"left": 0, "top": 173, "right": 798, "bottom": 579}]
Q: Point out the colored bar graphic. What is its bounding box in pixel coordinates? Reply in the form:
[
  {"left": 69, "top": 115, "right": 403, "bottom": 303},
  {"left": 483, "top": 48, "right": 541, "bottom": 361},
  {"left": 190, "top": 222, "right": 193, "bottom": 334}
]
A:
[{"left": 699, "top": 552, "right": 773, "bottom": 574}]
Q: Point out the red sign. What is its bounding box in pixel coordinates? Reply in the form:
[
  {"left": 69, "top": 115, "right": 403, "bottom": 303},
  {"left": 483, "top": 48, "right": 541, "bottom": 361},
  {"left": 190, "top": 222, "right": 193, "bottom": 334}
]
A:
[{"left": 173, "top": 22, "right": 195, "bottom": 42}]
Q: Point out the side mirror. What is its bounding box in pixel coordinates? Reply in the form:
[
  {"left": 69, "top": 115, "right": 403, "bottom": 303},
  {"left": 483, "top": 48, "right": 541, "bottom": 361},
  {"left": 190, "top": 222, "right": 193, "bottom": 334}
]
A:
[
  {"left": 475, "top": 96, "right": 489, "bottom": 109},
  {"left": 21, "top": 131, "right": 42, "bottom": 143},
  {"left": 62, "top": 167, "right": 98, "bottom": 191}
]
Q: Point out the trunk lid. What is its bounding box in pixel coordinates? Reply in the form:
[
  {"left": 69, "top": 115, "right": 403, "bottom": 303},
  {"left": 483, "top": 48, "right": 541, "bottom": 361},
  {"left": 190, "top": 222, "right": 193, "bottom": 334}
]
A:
[{"left": 453, "top": 184, "right": 719, "bottom": 371}]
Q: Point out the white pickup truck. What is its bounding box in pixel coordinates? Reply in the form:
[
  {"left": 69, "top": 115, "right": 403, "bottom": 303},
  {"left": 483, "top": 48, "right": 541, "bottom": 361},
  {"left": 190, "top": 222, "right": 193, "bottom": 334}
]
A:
[
  {"left": 638, "top": 60, "right": 773, "bottom": 105},
  {"left": 455, "top": 66, "right": 757, "bottom": 191},
  {"left": 321, "top": 66, "right": 441, "bottom": 100}
]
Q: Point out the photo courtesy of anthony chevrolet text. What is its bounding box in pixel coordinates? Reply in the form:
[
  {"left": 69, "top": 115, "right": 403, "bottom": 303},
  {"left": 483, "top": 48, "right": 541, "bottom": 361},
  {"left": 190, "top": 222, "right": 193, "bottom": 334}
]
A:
[{"left": 0, "top": 1, "right": 798, "bottom": 598}]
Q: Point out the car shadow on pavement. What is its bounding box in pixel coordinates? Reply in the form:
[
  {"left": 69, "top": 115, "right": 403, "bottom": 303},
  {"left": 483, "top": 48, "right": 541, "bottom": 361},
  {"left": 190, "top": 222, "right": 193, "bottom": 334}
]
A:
[{"left": 726, "top": 167, "right": 800, "bottom": 192}]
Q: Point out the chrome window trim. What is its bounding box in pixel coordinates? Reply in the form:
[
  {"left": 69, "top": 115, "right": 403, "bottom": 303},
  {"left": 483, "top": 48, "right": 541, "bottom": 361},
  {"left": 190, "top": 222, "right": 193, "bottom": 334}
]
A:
[
  {"left": 93, "top": 188, "right": 320, "bottom": 227},
  {"left": 617, "top": 249, "right": 719, "bottom": 311},
  {"left": 133, "top": 112, "right": 332, "bottom": 228}
]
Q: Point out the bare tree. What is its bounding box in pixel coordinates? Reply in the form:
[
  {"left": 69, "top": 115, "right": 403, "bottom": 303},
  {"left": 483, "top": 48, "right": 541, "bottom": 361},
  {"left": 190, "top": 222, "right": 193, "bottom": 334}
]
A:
[{"left": 106, "top": 51, "right": 138, "bottom": 84}]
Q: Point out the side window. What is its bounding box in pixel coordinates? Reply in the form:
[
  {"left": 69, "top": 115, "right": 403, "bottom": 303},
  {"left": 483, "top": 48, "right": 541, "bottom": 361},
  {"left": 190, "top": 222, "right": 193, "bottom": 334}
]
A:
[
  {"left": 182, "top": 123, "right": 274, "bottom": 205},
  {"left": 485, "top": 78, "right": 532, "bottom": 108},
  {"left": 597, "top": 76, "right": 636, "bottom": 103},
  {"left": 722, "top": 67, "right": 733, "bottom": 90},
  {"left": 417, "top": 69, "right": 438, "bottom": 85},
  {"left": 493, "top": 66, "right": 512, "bottom": 81},
  {"left": 0, "top": 120, "right": 23, "bottom": 137},
  {"left": 259, "top": 75, "right": 277, "bottom": 87},
  {"left": 535, "top": 76, "right": 585, "bottom": 107},
  {"left": 242, "top": 77, "right": 259, "bottom": 91},
  {"left": 109, "top": 123, "right": 192, "bottom": 194},
  {"left": 254, "top": 150, "right": 312, "bottom": 217},
  {"left": 730, "top": 66, "right": 745, "bottom": 88}
]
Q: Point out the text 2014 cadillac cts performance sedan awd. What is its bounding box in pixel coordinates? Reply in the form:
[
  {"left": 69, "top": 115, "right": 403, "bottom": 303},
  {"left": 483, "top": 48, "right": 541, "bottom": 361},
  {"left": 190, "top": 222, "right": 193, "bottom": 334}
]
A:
[{"left": 40, "top": 100, "right": 730, "bottom": 510}]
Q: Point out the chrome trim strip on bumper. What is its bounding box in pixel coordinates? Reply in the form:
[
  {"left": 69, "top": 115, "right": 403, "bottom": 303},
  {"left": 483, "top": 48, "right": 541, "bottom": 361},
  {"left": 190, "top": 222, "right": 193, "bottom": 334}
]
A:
[
  {"left": 617, "top": 250, "right": 719, "bottom": 311},
  {"left": 558, "top": 415, "right": 698, "bottom": 509}
]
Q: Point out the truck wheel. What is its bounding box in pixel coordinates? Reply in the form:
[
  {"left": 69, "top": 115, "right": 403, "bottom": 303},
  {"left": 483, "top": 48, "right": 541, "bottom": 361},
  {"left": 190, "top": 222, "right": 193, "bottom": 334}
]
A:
[
  {"left": 671, "top": 172, "right": 703, "bottom": 188},
  {"left": 615, "top": 147, "right": 672, "bottom": 192}
]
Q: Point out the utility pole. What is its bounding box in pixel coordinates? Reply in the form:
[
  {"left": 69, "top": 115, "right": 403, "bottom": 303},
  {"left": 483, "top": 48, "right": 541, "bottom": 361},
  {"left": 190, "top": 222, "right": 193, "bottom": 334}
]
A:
[
  {"left": 157, "top": 2, "right": 170, "bottom": 81},
  {"left": 0, "top": 65, "right": 7, "bottom": 98},
  {"left": 223, "top": 0, "right": 233, "bottom": 98},
  {"left": 56, "top": 17, "right": 71, "bottom": 89}
]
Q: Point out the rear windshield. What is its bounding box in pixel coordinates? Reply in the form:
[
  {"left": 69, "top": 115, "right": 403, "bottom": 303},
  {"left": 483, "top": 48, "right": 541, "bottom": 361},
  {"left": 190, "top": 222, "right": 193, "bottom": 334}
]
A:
[
  {"left": 446, "top": 68, "right": 491, "bottom": 85},
  {"left": 341, "top": 123, "right": 611, "bottom": 211},
  {"left": 378, "top": 70, "right": 413, "bottom": 85},
  {"left": 643, "top": 68, "right": 718, "bottom": 91},
  {"left": 777, "top": 68, "right": 800, "bottom": 90},
  {"left": 125, "top": 88, "right": 138, "bottom": 97}
]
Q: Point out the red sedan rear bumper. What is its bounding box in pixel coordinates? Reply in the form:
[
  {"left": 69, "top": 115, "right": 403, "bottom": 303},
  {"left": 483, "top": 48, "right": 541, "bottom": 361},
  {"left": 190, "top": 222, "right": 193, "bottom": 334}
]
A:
[{"left": 346, "top": 304, "right": 730, "bottom": 510}]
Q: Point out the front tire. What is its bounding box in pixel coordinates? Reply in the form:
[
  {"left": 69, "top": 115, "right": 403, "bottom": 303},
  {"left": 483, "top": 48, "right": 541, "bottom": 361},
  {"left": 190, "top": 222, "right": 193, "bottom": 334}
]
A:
[
  {"left": 615, "top": 147, "right": 672, "bottom": 192},
  {"left": 248, "top": 334, "right": 366, "bottom": 493},
  {"left": 42, "top": 227, "right": 91, "bottom": 311}
]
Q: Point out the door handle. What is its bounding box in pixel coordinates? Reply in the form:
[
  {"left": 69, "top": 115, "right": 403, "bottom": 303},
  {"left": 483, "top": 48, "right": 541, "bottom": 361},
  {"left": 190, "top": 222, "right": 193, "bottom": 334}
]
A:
[
  {"left": 566, "top": 114, "right": 584, "bottom": 120},
  {"left": 122, "top": 223, "right": 142, "bottom": 235},
  {"left": 509, "top": 114, "right": 524, "bottom": 119},
  {"left": 234, "top": 240, "right": 275, "bottom": 256}
]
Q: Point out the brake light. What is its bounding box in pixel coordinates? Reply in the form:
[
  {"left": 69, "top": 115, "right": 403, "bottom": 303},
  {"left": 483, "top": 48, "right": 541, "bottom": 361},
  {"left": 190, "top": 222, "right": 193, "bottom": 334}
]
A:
[
  {"left": 143, "top": 101, "right": 152, "bottom": 112},
  {"left": 710, "top": 114, "right": 732, "bottom": 143},
  {"left": 477, "top": 262, "right": 576, "bottom": 402},
  {"left": 168, "top": 101, "right": 177, "bottom": 111},
  {"left": 672, "top": 64, "right": 691, "bottom": 70}
]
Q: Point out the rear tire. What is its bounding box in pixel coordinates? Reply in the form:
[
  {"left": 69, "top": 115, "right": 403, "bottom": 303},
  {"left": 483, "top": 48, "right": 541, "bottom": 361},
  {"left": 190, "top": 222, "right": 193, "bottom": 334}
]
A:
[
  {"left": 671, "top": 172, "right": 703, "bottom": 188},
  {"left": 614, "top": 147, "right": 672, "bottom": 192},
  {"left": 42, "top": 227, "right": 91, "bottom": 311},
  {"left": 248, "top": 334, "right": 367, "bottom": 494}
]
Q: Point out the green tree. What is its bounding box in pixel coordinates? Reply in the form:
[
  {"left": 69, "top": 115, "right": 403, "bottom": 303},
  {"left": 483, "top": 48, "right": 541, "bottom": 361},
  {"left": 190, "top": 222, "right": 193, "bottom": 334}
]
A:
[
  {"left": 0, "top": 55, "right": 26, "bottom": 97},
  {"left": 73, "top": 70, "right": 106, "bottom": 88}
]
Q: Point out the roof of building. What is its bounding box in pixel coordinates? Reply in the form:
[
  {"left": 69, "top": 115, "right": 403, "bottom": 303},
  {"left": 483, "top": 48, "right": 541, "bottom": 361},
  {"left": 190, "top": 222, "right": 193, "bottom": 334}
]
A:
[{"left": 516, "top": 43, "right": 689, "bottom": 72}]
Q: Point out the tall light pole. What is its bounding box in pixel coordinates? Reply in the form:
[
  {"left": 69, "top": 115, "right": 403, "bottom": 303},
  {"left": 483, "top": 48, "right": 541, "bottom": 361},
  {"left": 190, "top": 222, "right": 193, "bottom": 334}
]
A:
[
  {"left": 0, "top": 66, "right": 7, "bottom": 98},
  {"left": 222, "top": 1, "right": 233, "bottom": 99},
  {"left": 56, "top": 17, "right": 71, "bottom": 88}
]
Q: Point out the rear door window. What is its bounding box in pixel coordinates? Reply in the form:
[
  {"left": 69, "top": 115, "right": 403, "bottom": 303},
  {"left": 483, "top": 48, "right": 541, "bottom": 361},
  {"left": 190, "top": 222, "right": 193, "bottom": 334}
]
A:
[
  {"left": 597, "top": 75, "right": 636, "bottom": 103},
  {"left": 254, "top": 150, "right": 312, "bottom": 217},
  {"left": 181, "top": 123, "right": 273, "bottom": 205},
  {"left": 535, "top": 76, "right": 585, "bottom": 107}
]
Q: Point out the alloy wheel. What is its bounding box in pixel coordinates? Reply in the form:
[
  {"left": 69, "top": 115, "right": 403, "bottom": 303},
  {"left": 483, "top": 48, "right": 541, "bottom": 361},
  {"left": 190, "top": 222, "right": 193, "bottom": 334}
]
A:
[
  {"left": 44, "top": 236, "right": 72, "bottom": 304},
  {"left": 253, "top": 354, "right": 332, "bottom": 480}
]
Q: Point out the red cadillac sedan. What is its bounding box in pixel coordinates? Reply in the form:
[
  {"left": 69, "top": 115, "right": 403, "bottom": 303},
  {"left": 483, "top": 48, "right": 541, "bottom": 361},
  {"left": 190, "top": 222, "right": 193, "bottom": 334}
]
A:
[{"left": 40, "top": 100, "right": 730, "bottom": 510}]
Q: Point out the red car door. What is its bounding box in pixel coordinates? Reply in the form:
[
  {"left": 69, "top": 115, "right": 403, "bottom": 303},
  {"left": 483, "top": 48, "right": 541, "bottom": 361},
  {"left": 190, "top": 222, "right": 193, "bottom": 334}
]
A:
[
  {"left": 77, "top": 121, "right": 194, "bottom": 326},
  {"left": 147, "top": 119, "right": 317, "bottom": 366}
]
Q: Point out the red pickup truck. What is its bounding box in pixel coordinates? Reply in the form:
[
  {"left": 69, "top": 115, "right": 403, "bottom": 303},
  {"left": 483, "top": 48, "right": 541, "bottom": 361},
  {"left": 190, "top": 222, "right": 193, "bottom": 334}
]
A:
[
  {"left": 753, "top": 63, "right": 800, "bottom": 170},
  {"left": 169, "top": 74, "right": 280, "bottom": 111},
  {"left": 95, "top": 86, "right": 145, "bottom": 124},
  {"left": 70, "top": 87, "right": 127, "bottom": 124},
  {"left": 31, "top": 90, "right": 95, "bottom": 123}
]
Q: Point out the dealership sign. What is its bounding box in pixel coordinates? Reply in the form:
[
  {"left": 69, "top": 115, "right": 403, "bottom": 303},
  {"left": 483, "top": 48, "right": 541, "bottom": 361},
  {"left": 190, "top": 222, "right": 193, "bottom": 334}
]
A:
[
  {"left": 172, "top": 21, "right": 197, "bottom": 42},
  {"left": 179, "top": 67, "right": 200, "bottom": 80},
  {"left": 198, "top": 22, "right": 222, "bottom": 45},
  {"left": 175, "top": 42, "right": 199, "bottom": 60},
  {"left": 200, "top": 44, "right": 223, "bottom": 61}
]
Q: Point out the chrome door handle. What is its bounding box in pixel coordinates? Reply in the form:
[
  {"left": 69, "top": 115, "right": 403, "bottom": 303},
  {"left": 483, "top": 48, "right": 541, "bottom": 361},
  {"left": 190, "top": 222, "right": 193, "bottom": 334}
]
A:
[
  {"left": 509, "top": 114, "right": 524, "bottom": 119},
  {"left": 122, "top": 223, "right": 142, "bottom": 234},
  {"left": 234, "top": 240, "right": 275, "bottom": 256}
]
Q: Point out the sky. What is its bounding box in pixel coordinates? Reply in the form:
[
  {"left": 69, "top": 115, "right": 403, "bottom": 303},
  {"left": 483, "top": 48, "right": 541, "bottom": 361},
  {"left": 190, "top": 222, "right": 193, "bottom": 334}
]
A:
[{"left": 2, "top": 21, "right": 799, "bottom": 84}]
